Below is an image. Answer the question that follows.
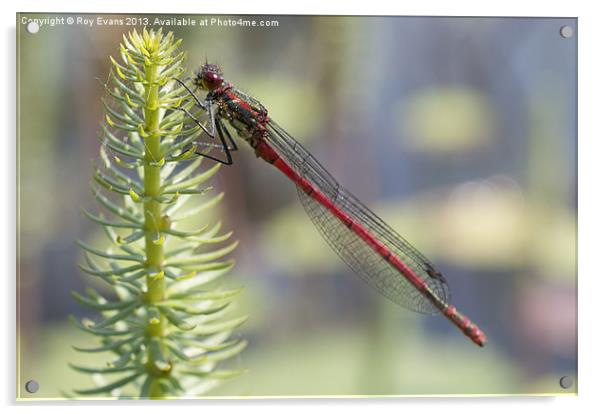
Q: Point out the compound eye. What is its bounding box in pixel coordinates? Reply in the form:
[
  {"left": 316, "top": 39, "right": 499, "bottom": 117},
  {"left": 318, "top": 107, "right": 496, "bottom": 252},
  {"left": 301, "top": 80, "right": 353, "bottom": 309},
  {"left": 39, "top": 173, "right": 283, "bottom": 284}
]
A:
[{"left": 202, "top": 71, "right": 223, "bottom": 91}]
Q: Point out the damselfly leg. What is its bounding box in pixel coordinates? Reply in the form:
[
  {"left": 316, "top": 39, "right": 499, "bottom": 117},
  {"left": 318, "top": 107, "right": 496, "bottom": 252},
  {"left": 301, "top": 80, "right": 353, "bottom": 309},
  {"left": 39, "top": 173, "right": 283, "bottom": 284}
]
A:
[
  {"left": 173, "top": 78, "right": 213, "bottom": 137},
  {"left": 218, "top": 118, "right": 238, "bottom": 151},
  {"left": 173, "top": 78, "right": 236, "bottom": 165},
  {"left": 195, "top": 119, "right": 234, "bottom": 165}
]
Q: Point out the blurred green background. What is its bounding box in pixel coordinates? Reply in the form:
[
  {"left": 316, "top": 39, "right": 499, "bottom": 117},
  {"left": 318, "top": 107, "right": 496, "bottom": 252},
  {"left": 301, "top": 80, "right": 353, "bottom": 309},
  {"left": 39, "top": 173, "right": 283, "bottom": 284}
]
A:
[{"left": 17, "top": 14, "right": 577, "bottom": 398}]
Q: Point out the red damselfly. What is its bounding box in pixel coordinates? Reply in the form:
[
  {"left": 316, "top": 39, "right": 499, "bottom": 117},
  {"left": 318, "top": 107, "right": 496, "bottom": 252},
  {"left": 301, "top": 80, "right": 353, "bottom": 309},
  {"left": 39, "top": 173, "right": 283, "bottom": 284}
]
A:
[{"left": 174, "top": 63, "right": 487, "bottom": 347}]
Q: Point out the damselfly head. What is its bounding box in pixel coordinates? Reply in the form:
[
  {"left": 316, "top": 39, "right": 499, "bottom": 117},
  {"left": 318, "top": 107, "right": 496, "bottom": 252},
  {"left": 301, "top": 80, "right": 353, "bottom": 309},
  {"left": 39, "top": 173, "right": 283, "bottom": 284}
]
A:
[{"left": 194, "top": 63, "right": 224, "bottom": 91}]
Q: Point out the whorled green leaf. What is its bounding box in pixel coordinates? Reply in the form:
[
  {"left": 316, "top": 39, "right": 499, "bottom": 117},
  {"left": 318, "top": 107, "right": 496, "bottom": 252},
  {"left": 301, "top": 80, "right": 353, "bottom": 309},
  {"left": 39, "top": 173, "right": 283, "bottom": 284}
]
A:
[
  {"left": 99, "top": 123, "right": 144, "bottom": 159},
  {"left": 77, "top": 261, "right": 145, "bottom": 278},
  {"left": 92, "top": 302, "right": 139, "bottom": 329},
  {"left": 165, "top": 240, "right": 239, "bottom": 267},
  {"left": 170, "top": 193, "right": 225, "bottom": 221},
  {"left": 169, "top": 286, "right": 243, "bottom": 301},
  {"left": 110, "top": 350, "right": 139, "bottom": 369},
  {"left": 70, "top": 315, "right": 139, "bottom": 337},
  {"left": 71, "top": 290, "right": 137, "bottom": 311},
  {"left": 139, "top": 375, "right": 154, "bottom": 398},
  {"left": 189, "top": 316, "right": 248, "bottom": 336},
  {"left": 81, "top": 208, "right": 142, "bottom": 230},
  {"left": 169, "top": 337, "right": 241, "bottom": 355},
  {"left": 187, "top": 339, "right": 248, "bottom": 364},
  {"left": 158, "top": 301, "right": 230, "bottom": 316},
  {"left": 74, "top": 372, "right": 143, "bottom": 395},
  {"left": 165, "top": 263, "right": 235, "bottom": 292},
  {"left": 178, "top": 369, "right": 248, "bottom": 380},
  {"left": 158, "top": 306, "right": 196, "bottom": 331},
  {"left": 165, "top": 260, "right": 236, "bottom": 273},
  {"left": 116, "top": 230, "right": 145, "bottom": 245},
  {"left": 91, "top": 186, "right": 143, "bottom": 224},
  {"left": 72, "top": 335, "right": 141, "bottom": 353},
  {"left": 163, "top": 162, "right": 221, "bottom": 193},
  {"left": 77, "top": 265, "right": 141, "bottom": 296},
  {"left": 167, "top": 331, "right": 238, "bottom": 355},
  {"left": 68, "top": 363, "right": 140, "bottom": 375},
  {"left": 76, "top": 239, "right": 145, "bottom": 263}
]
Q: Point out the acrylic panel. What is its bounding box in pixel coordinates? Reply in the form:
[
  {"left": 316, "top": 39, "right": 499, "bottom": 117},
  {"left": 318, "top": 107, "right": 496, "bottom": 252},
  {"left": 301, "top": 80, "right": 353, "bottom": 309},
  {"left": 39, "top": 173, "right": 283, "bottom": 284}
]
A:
[{"left": 16, "top": 13, "right": 577, "bottom": 399}]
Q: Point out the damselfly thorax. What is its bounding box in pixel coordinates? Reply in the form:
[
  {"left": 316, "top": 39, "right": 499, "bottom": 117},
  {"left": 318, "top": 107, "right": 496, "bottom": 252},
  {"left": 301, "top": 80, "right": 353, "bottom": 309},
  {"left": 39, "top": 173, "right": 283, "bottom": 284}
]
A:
[{"left": 207, "top": 81, "right": 270, "bottom": 151}]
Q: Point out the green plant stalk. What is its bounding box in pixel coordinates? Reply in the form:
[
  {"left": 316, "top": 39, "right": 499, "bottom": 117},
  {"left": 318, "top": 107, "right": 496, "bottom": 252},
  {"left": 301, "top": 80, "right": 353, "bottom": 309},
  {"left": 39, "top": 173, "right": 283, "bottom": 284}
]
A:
[
  {"left": 72, "top": 29, "right": 246, "bottom": 399},
  {"left": 143, "top": 61, "right": 167, "bottom": 399}
]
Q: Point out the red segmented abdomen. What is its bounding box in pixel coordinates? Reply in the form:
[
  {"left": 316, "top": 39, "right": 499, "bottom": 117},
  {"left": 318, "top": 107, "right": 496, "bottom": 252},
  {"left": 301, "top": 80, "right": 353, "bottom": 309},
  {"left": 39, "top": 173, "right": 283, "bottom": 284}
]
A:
[
  {"left": 443, "top": 305, "right": 487, "bottom": 346},
  {"left": 254, "top": 139, "right": 487, "bottom": 347}
]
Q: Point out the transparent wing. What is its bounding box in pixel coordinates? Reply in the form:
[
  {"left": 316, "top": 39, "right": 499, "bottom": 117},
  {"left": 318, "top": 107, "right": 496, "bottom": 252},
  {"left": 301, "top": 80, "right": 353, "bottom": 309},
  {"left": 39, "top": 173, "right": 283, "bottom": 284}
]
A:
[{"left": 265, "top": 121, "right": 450, "bottom": 314}]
